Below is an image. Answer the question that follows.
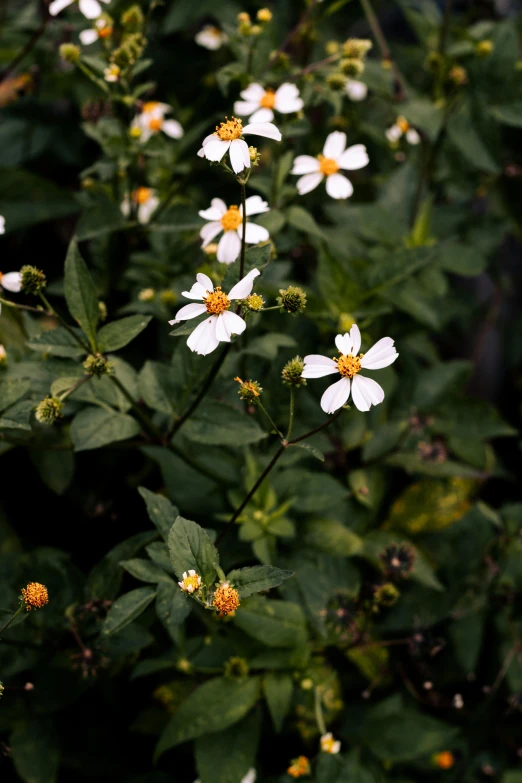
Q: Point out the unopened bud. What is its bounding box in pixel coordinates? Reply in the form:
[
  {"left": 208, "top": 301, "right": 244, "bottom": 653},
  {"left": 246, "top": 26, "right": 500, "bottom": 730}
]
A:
[
  {"left": 257, "top": 8, "right": 272, "bottom": 22},
  {"left": 476, "top": 40, "right": 493, "bottom": 57},
  {"left": 246, "top": 293, "right": 264, "bottom": 311},
  {"left": 60, "top": 43, "right": 80, "bottom": 64},
  {"left": 342, "top": 38, "right": 372, "bottom": 59},
  {"left": 281, "top": 356, "right": 306, "bottom": 387},
  {"left": 20, "top": 265, "right": 46, "bottom": 295},
  {"left": 326, "top": 72, "right": 347, "bottom": 91},
  {"left": 277, "top": 285, "right": 307, "bottom": 314},
  {"left": 121, "top": 4, "right": 144, "bottom": 32},
  {"left": 35, "top": 397, "right": 63, "bottom": 425},
  {"left": 83, "top": 353, "right": 112, "bottom": 378}
]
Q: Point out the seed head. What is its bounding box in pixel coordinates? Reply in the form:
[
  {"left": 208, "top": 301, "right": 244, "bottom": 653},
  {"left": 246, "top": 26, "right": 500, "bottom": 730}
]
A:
[
  {"left": 282, "top": 356, "right": 306, "bottom": 387},
  {"left": 60, "top": 43, "right": 80, "bottom": 64},
  {"left": 326, "top": 72, "right": 347, "bottom": 91},
  {"left": 234, "top": 377, "right": 262, "bottom": 403},
  {"left": 83, "top": 353, "right": 113, "bottom": 378},
  {"left": 35, "top": 397, "right": 63, "bottom": 426},
  {"left": 224, "top": 656, "right": 249, "bottom": 678},
  {"left": 21, "top": 582, "right": 49, "bottom": 611},
  {"left": 373, "top": 582, "right": 400, "bottom": 607},
  {"left": 20, "top": 265, "right": 46, "bottom": 295},
  {"left": 342, "top": 38, "right": 372, "bottom": 59},
  {"left": 121, "top": 4, "right": 144, "bottom": 32},
  {"left": 213, "top": 582, "right": 240, "bottom": 616},
  {"left": 340, "top": 58, "right": 364, "bottom": 77},
  {"left": 277, "top": 286, "right": 307, "bottom": 315}
]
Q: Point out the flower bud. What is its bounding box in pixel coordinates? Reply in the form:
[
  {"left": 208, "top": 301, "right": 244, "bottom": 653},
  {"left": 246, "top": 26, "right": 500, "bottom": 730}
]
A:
[
  {"left": 342, "top": 38, "right": 372, "bottom": 59},
  {"left": 325, "top": 41, "right": 340, "bottom": 56},
  {"left": 340, "top": 58, "right": 364, "bottom": 77},
  {"left": 83, "top": 353, "right": 113, "bottom": 378},
  {"left": 248, "top": 145, "right": 260, "bottom": 165},
  {"left": 159, "top": 289, "right": 177, "bottom": 305},
  {"left": 288, "top": 756, "right": 310, "bottom": 778},
  {"left": 449, "top": 65, "right": 467, "bottom": 85},
  {"left": 202, "top": 243, "right": 218, "bottom": 256},
  {"left": 426, "top": 50, "right": 443, "bottom": 71},
  {"left": 277, "top": 285, "right": 307, "bottom": 314},
  {"left": 98, "top": 301, "right": 108, "bottom": 321},
  {"left": 20, "top": 265, "right": 46, "bottom": 295},
  {"left": 476, "top": 40, "right": 493, "bottom": 57},
  {"left": 60, "top": 43, "right": 80, "bottom": 64},
  {"left": 121, "top": 4, "right": 144, "bottom": 32},
  {"left": 176, "top": 658, "right": 192, "bottom": 673},
  {"left": 281, "top": 356, "right": 306, "bottom": 387},
  {"left": 250, "top": 24, "right": 262, "bottom": 36},
  {"left": 326, "top": 72, "right": 347, "bottom": 91},
  {"left": 138, "top": 287, "right": 155, "bottom": 302},
  {"left": 257, "top": 8, "right": 272, "bottom": 22},
  {"left": 129, "top": 125, "right": 142, "bottom": 139},
  {"left": 234, "top": 377, "right": 262, "bottom": 402},
  {"left": 338, "top": 312, "right": 356, "bottom": 333},
  {"left": 35, "top": 397, "right": 63, "bottom": 425},
  {"left": 224, "top": 656, "right": 249, "bottom": 678},
  {"left": 373, "top": 582, "right": 400, "bottom": 607},
  {"left": 246, "top": 293, "right": 264, "bottom": 311}
]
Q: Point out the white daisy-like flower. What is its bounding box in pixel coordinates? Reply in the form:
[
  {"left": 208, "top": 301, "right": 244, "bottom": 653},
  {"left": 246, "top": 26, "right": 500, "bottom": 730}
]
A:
[
  {"left": 49, "top": 0, "right": 110, "bottom": 19},
  {"left": 291, "top": 131, "right": 369, "bottom": 199},
  {"left": 131, "top": 102, "right": 183, "bottom": 143},
  {"left": 104, "top": 64, "right": 120, "bottom": 82},
  {"left": 0, "top": 269, "right": 22, "bottom": 293},
  {"left": 169, "top": 269, "right": 260, "bottom": 356},
  {"left": 346, "top": 79, "right": 368, "bottom": 101},
  {"left": 79, "top": 17, "right": 112, "bottom": 46},
  {"left": 234, "top": 82, "right": 303, "bottom": 123},
  {"left": 195, "top": 25, "right": 227, "bottom": 50},
  {"left": 320, "top": 733, "right": 341, "bottom": 754},
  {"left": 121, "top": 187, "right": 160, "bottom": 224},
  {"left": 385, "top": 116, "right": 420, "bottom": 145},
  {"left": 0, "top": 216, "right": 5, "bottom": 235},
  {"left": 302, "top": 324, "right": 398, "bottom": 414},
  {"left": 178, "top": 570, "right": 202, "bottom": 594},
  {"left": 197, "top": 116, "right": 281, "bottom": 175},
  {"left": 199, "top": 196, "right": 269, "bottom": 265}
]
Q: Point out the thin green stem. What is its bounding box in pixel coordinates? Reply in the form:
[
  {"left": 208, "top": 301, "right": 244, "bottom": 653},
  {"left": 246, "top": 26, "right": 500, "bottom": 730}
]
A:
[
  {"left": 59, "top": 375, "right": 92, "bottom": 402},
  {"left": 239, "top": 182, "right": 247, "bottom": 281},
  {"left": 0, "top": 297, "right": 51, "bottom": 315},
  {"left": 0, "top": 605, "right": 23, "bottom": 639},
  {"left": 314, "top": 687, "right": 327, "bottom": 736},
  {"left": 39, "top": 293, "right": 91, "bottom": 354},
  {"left": 286, "top": 387, "right": 295, "bottom": 441},
  {"left": 256, "top": 400, "right": 284, "bottom": 438},
  {"left": 359, "top": 0, "right": 407, "bottom": 100}
]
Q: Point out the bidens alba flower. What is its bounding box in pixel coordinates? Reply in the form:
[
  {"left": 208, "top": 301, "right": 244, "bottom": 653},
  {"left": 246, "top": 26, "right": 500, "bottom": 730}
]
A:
[
  {"left": 292, "top": 131, "right": 369, "bottom": 199},
  {"left": 49, "top": 0, "right": 110, "bottom": 19},
  {"left": 79, "top": 18, "right": 112, "bottom": 46},
  {"left": 121, "top": 187, "right": 160, "bottom": 224},
  {"left": 195, "top": 25, "right": 227, "bottom": 50},
  {"left": 169, "top": 269, "right": 260, "bottom": 356},
  {"left": 198, "top": 117, "right": 281, "bottom": 174},
  {"left": 320, "top": 733, "right": 341, "bottom": 755},
  {"left": 386, "top": 116, "right": 420, "bottom": 145},
  {"left": 199, "top": 195, "right": 269, "bottom": 264},
  {"left": 131, "top": 102, "right": 183, "bottom": 143},
  {"left": 346, "top": 79, "right": 368, "bottom": 101},
  {"left": 0, "top": 269, "right": 22, "bottom": 293},
  {"left": 178, "top": 570, "right": 202, "bottom": 594},
  {"left": 234, "top": 83, "right": 303, "bottom": 123},
  {"left": 302, "top": 324, "right": 398, "bottom": 414}
]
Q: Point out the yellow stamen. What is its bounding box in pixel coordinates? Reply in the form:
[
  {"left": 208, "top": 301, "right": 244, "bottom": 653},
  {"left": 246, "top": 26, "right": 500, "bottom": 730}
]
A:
[
  {"left": 215, "top": 116, "right": 243, "bottom": 141},
  {"left": 98, "top": 25, "right": 112, "bottom": 39},
  {"left": 317, "top": 155, "right": 340, "bottom": 176},
  {"left": 143, "top": 101, "right": 160, "bottom": 113},
  {"left": 260, "top": 89, "right": 276, "bottom": 109},
  {"left": 148, "top": 117, "right": 163, "bottom": 131},
  {"left": 21, "top": 582, "right": 49, "bottom": 611},
  {"left": 204, "top": 287, "right": 230, "bottom": 315},
  {"left": 182, "top": 574, "right": 201, "bottom": 592},
  {"left": 213, "top": 583, "right": 240, "bottom": 616},
  {"left": 134, "top": 187, "right": 151, "bottom": 205},
  {"left": 220, "top": 205, "right": 243, "bottom": 231},
  {"left": 335, "top": 353, "right": 362, "bottom": 378},
  {"left": 397, "top": 116, "right": 410, "bottom": 133}
]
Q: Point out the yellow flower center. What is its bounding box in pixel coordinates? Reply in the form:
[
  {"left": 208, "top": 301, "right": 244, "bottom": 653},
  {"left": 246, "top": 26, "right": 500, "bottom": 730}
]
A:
[
  {"left": 21, "top": 582, "right": 49, "bottom": 610},
  {"left": 397, "top": 116, "right": 410, "bottom": 133},
  {"left": 288, "top": 757, "right": 310, "bottom": 778},
  {"left": 98, "top": 25, "right": 112, "bottom": 39},
  {"left": 336, "top": 353, "right": 362, "bottom": 378},
  {"left": 215, "top": 117, "right": 243, "bottom": 140},
  {"left": 260, "top": 89, "right": 276, "bottom": 108},
  {"left": 134, "top": 187, "right": 152, "bottom": 204},
  {"left": 182, "top": 574, "right": 201, "bottom": 592},
  {"left": 317, "top": 155, "right": 340, "bottom": 176},
  {"left": 204, "top": 287, "right": 230, "bottom": 315},
  {"left": 220, "top": 205, "right": 243, "bottom": 231},
  {"left": 321, "top": 737, "right": 337, "bottom": 753},
  {"left": 213, "top": 583, "right": 240, "bottom": 616},
  {"left": 143, "top": 101, "right": 160, "bottom": 113},
  {"left": 148, "top": 117, "right": 163, "bottom": 131}
]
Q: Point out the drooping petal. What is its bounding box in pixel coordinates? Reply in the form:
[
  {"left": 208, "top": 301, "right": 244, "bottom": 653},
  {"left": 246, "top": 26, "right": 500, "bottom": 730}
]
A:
[
  {"left": 234, "top": 100, "right": 261, "bottom": 117},
  {"left": 181, "top": 273, "right": 213, "bottom": 300},
  {"left": 49, "top": 0, "right": 74, "bottom": 14},
  {"left": 304, "top": 354, "right": 338, "bottom": 366},
  {"left": 243, "top": 122, "right": 282, "bottom": 141},
  {"left": 243, "top": 195, "right": 269, "bottom": 217},
  {"left": 351, "top": 374, "right": 385, "bottom": 411},
  {"left": 346, "top": 80, "right": 368, "bottom": 101},
  {"left": 360, "top": 337, "right": 396, "bottom": 367},
  {"left": 291, "top": 155, "right": 321, "bottom": 175},
  {"left": 275, "top": 83, "right": 303, "bottom": 113},
  {"left": 217, "top": 231, "right": 241, "bottom": 264},
  {"left": 248, "top": 108, "right": 275, "bottom": 123},
  {"left": 173, "top": 303, "right": 207, "bottom": 321},
  {"left": 162, "top": 119, "right": 184, "bottom": 139},
  {"left": 339, "top": 144, "right": 369, "bottom": 171},
  {"left": 201, "top": 137, "right": 230, "bottom": 162},
  {"left": 323, "top": 131, "right": 346, "bottom": 160},
  {"left": 79, "top": 0, "right": 103, "bottom": 19},
  {"left": 196, "top": 273, "right": 214, "bottom": 291},
  {"left": 296, "top": 172, "right": 323, "bottom": 195},
  {"left": 1, "top": 272, "right": 22, "bottom": 293},
  {"left": 228, "top": 268, "right": 260, "bottom": 300},
  {"left": 215, "top": 310, "right": 246, "bottom": 342},
  {"left": 138, "top": 196, "right": 160, "bottom": 224},
  {"left": 243, "top": 222, "right": 269, "bottom": 244},
  {"left": 302, "top": 363, "right": 340, "bottom": 379},
  {"left": 79, "top": 28, "right": 99, "bottom": 45},
  {"left": 335, "top": 334, "right": 351, "bottom": 354},
  {"left": 187, "top": 317, "right": 220, "bottom": 356},
  {"left": 325, "top": 173, "right": 353, "bottom": 199},
  {"left": 320, "top": 377, "right": 351, "bottom": 414},
  {"left": 199, "top": 198, "right": 227, "bottom": 221},
  {"left": 200, "top": 221, "right": 223, "bottom": 247},
  {"left": 349, "top": 324, "right": 361, "bottom": 355},
  {"left": 229, "top": 139, "right": 250, "bottom": 173},
  {"left": 406, "top": 128, "right": 421, "bottom": 145},
  {"left": 240, "top": 83, "right": 265, "bottom": 102}
]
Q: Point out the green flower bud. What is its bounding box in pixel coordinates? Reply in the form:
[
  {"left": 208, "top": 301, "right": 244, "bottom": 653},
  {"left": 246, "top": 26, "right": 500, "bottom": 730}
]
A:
[
  {"left": 35, "top": 397, "right": 63, "bottom": 426},
  {"left": 342, "top": 38, "right": 372, "bottom": 59},
  {"left": 20, "top": 265, "right": 46, "bottom": 295},
  {"left": 234, "top": 376, "right": 262, "bottom": 402},
  {"left": 224, "top": 656, "right": 249, "bottom": 678},
  {"left": 326, "top": 72, "right": 347, "bottom": 91},
  {"left": 248, "top": 146, "right": 260, "bottom": 165},
  {"left": 340, "top": 58, "right": 364, "bottom": 77},
  {"left": 281, "top": 356, "right": 306, "bottom": 387},
  {"left": 277, "top": 285, "right": 307, "bottom": 314},
  {"left": 83, "top": 353, "right": 113, "bottom": 378},
  {"left": 112, "top": 33, "right": 146, "bottom": 69},
  {"left": 373, "top": 582, "right": 400, "bottom": 607},
  {"left": 325, "top": 41, "right": 340, "bottom": 56},
  {"left": 476, "top": 40, "right": 493, "bottom": 57},
  {"left": 60, "top": 43, "right": 80, "bottom": 64},
  {"left": 159, "top": 289, "right": 177, "bottom": 306},
  {"left": 121, "top": 4, "right": 144, "bottom": 32},
  {"left": 98, "top": 301, "right": 108, "bottom": 321},
  {"left": 246, "top": 293, "right": 264, "bottom": 311}
]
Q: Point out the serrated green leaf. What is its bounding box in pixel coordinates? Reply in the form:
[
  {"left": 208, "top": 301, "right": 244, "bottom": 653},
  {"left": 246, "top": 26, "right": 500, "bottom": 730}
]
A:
[
  {"left": 168, "top": 516, "right": 219, "bottom": 588},
  {"left": 156, "top": 579, "right": 191, "bottom": 643},
  {"left": 263, "top": 672, "right": 293, "bottom": 732},
  {"left": 64, "top": 238, "right": 99, "bottom": 348},
  {"left": 234, "top": 596, "right": 307, "bottom": 648},
  {"left": 226, "top": 565, "right": 294, "bottom": 598},
  {"left": 120, "top": 558, "right": 171, "bottom": 583},
  {"left": 139, "top": 487, "right": 178, "bottom": 540},
  {"left": 183, "top": 400, "right": 267, "bottom": 446},
  {"left": 71, "top": 407, "right": 140, "bottom": 451},
  {"left": 97, "top": 315, "right": 152, "bottom": 352},
  {"left": 194, "top": 710, "right": 259, "bottom": 783},
  {"left": 102, "top": 587, "right": 156, "bottom": 636}
]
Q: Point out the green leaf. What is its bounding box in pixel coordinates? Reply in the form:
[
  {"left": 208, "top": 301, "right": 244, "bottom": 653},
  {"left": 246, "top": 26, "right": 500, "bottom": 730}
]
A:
[
  {"left": 155, "top": 676, "right": 260, "bottom": 757},
  {"left": 156, "top": 579, "right": 191, "bottom": 643},
  {"left": 304, "top": 519, "right": 363, "bottom": 557},
  {"left": 447, "top": 106, "right": 500, "bottom": 174},
  {"left": 403, "top": 98, "right": 443, "bottom": 140},
  {"left": 450, "top": 611, "right": 485, "bottom": 674},
  {"left": 226, "top": 565, "right": 294, "bottom": 598},
  {"left": 242, "top": 333, "right": 296, "bottom": 360},
  {"left": 489, "top": 102, "right": 522, "bottom": 128},
  {"left": 263, "top": 672, "right": 293, "bottom": 732},
  {"left": 234, "top": 596, "right": 307, "bottom": 648},
  {"left": 10, "top": 719, "right": 59, "bottom": 783},
  {"left": 290, "top": 442, "right": 325, "bottom": 462},
  {"left": 71, "top": 408, "right": 140, "bottom": 451},
  {"left": 168, "top": 516, "right": 219, "bottom": 588},
  {"left": 120, "top": 558, "right": 171, "bottom": 583},
  {"left": 75, "top": 192, "right": 126, "bottom": 240},
  {"left": 413, "top": 360, "right": 472, "bottom": 408},
  {"left": 0, "top": 167, "right": 79, "bottom": 233},
  {"left": 367, "top": 245, "right": 438, "bottom": 290},
  {"left": 0, "top": 378, "right": 31, "bottom": 413},
  {"left": 26, "top": 327, "right": 86, "bottom": 358},
  {"left": 286, "top": 205, "right": 325, "bottom": 238},
  {"left": 363, "top": 421, "right": 407, "bottom": 462},
  {"left": 194, "top": 709, "right": 260, "bottom": 783},
  {"left": 64, "top": 238, "right": 99, "bottom": 348},
  {"left": 183, "top": 400, "right": 267, "bottom": 446},
  {"left": 139, "top": 487, "right": 178, "bottom": 541},
  {"left": 102, "top": 586, "right": 156, "bottom": 635},
  {"left": 360, "top": 704, "right": 459, "bottom": 761},
  {"left": 138, "top": 361, "right": 177, "bottom": 416},
  {"left": 439, "top": 241, "right": 488, "bottom": 277},
  {"left": 97, "top": 315, "right": 152, "bottom": 352}
]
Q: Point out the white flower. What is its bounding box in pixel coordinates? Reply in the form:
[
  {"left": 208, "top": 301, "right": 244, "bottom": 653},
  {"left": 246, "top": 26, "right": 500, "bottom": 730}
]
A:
[
  {"left": 385, "top": 116, "right": 420, "bottom": 145},
  {"left": 193, "top": 770, "right": 255, "bottom": 783},
  {"left": 49, "top": 0, "right": 110, "bottom": 19},
  {"left": 302, "top": 324, "right": 398, "bottom": 414},
  {"left": 178, "top": 570, "right": 202, "bottom": 594},
  {"left": 320, "top": 733, "right": 341, "bottom": 754},
  {"left": 0, "top": 215, "right": 5, "bottom": 235},
  {"left": 131, "top": 102, "right": 183, "bottom": 143},
  {"left": 234, "top": 82, "right": 303, "bottom": 123},
  {"left": 79, "top": 17, "right": 112, "bottom": 45},
  {"left": 291, "top": 131, "right": 369, "bottom": 199},
  {"left": 346, "top": 79, "right": 368, "bottom": 101},
  {"left": 195, "top": 25, "right": 227, "bottom": 50},
  {"left": 104, "top": 64, "right": 120, "bottom": 82},
  {"left": 169, "top": 269, "right": 260, "bottom": 356},
  {"left": 121, "top": 188, "right": 160, "bottom": 224},
  {"left": 0, "top": 270, "right": 22, "bottom": 293},
  {"left": 197, "top": 116, "right": 281, "bottom": 174},
  {"left": 199, "top": 196, "right": 269, "bottom": 265}
]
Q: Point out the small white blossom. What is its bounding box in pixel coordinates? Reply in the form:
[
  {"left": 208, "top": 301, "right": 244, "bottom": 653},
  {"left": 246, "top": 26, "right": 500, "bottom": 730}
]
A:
[
  {"left": 169, "top": 269, "right": 260, "bottom": 356},
  {"left": 178, "top": 570, "right": 202, "bottom": 594},
  {"left": 50, "top": 0, "right": 110, "bottom": 19},
  {"left": 198, "top": 117, "right": 281, "bottom": 174},
  {"left": 234, "top": 82, "right": 303, "bottom": 123},
  {"left": 195, "top": 25, "right": 227, "bottom": 50},
  {"left": 121, "top": 188, "right": 160, "bottom": 224},
  {"left": 79, "top": 18, "right": 112, "bottom": 46},
  {"left": 131, "top": 102, "right": 183, "bottom": 143},
  {"left": 199, "top": 196, "right": 269, "bottom": 265},
  {"left": 320, "top": 733, "right": 341, "bottom": 754},
  {"left": 385, "top": 116, "right": 420, "bottom": 145},
  {"left": 104, "top": 64, "right": 120, "bottom": 82},
  {"left": 291, "top": 131, "right": 368, "bottom": 199},
  {"left": 302, "top": 324, "right": 398, "bottom": 414},
  {"left": 346, "top": 79, "right": 368, "bottom": 101}
]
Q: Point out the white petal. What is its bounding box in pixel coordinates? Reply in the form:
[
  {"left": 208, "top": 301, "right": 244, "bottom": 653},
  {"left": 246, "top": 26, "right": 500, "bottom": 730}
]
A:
[
  {"left": 217, "top": 231, "right": 241, "bottom": 264},
  {"left": 360, "top": 336, "right": 395, "bottom": 366},
  {"left": 138, "top": 196, "right": 159, "bottom": 223},
  {"left": 199, "top": 198, "right": 227, "bottom": 220},
  {"left": 339, "top": 144, "right": 369, "bottom": 171},
  {"left": 49, "top": 0, "right": 73, "bottom": 14},
  {"left": 200, "top": 221, "right": 223, "bottom": 247},
  {"left": 215, "top": 311, "right": 246, "bottom": 342},
  {"left": 296, "top": 172, "right": 323, "bottom": 195},
  {"left": 174, "top": 303, "right": 207, "bottom": 321},
  {"left": 335, "top": 334, "right": 351, "bottom": 354},
  {"left": 201, "top": 133, "right": 216, "bottom": 147},
  {"left": 202, "top": 138, "right": 230, "bottom": 162},
  {"left": 386, "top": 125, "right": 402, "bottom": 142},
  {"left": 1, "top": 272, "right": 22, "bottom": 293},
  {"left": 326, "top": 173, "right": 353, "bottom": 199},
  {"left": 351, "top": 374, "right": 385, "bottom": 411},
  {"left": 196, "top": 273, "right": 214, "bottom": 292},
  {"left": 79, "top": 28, "right": 99, "bottom": 45},
  {"left": 195, "top": 28, "right": 224, "bottom": 50},
  {"left": 228, "top": 268, "right": 260, "bottom": 300},
  {"left": 320, "top": 377, "right": 351, "bottom": 414},
  {"left": 275, "top": 83, "right": 303, "bottom": 113},
  {"left": 323, "top": 131, "right": 346, "bottom": 159},
  {"left": 162, "top": 119, "right": 184, "bottom": 139},
  {"left": 181, "top": 283, "right": 206, "bottom": 300},
  {"left": 291, "top": 155, "right": 320, "bottom": 175},
  {"left": 247, "top": 108, "right": 274, "bottom": 123},
  {"left": 229, "top": 139, "right": 250, "bottom": 173},
  {"left": 302, "top": 364, "right": 340, "bottom": 379},
  {"left": 360, "top": 349, "right": 398, "bottom": 370},
  {"left": 304, "top": 354, "right": 338, "bottom": 366},
  {"left": 243, "top": 195, "right": 269, "bottom": 217},
  {"left": 406, "top": 128, "right": 421, "bottom": 145},
  {"left": 0, "top": 216, "right": 5, "bottom": 234},
  {"left": 346, "top": 80, "right": 368, "bottom": 101},
  {"left": 349, "top": 324, "right": 361, "bottom": 355},
  {"left": 240, "top": 83, "right": 265, "bottom": 102},
  {"left": 79, "top": 0, "right": 103, "bottom": 19},
  {"left": 243, "top": 222, "right": 269, "bottom": 244},
  {"left": 187, "top": 317, "right": 220, "bottom": 356},
  {"left": 234, "top": 100, "right": 260, "bottom": 117},
  {"left": 243, "top": 122, "right": 282, "bottom": 141}
]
